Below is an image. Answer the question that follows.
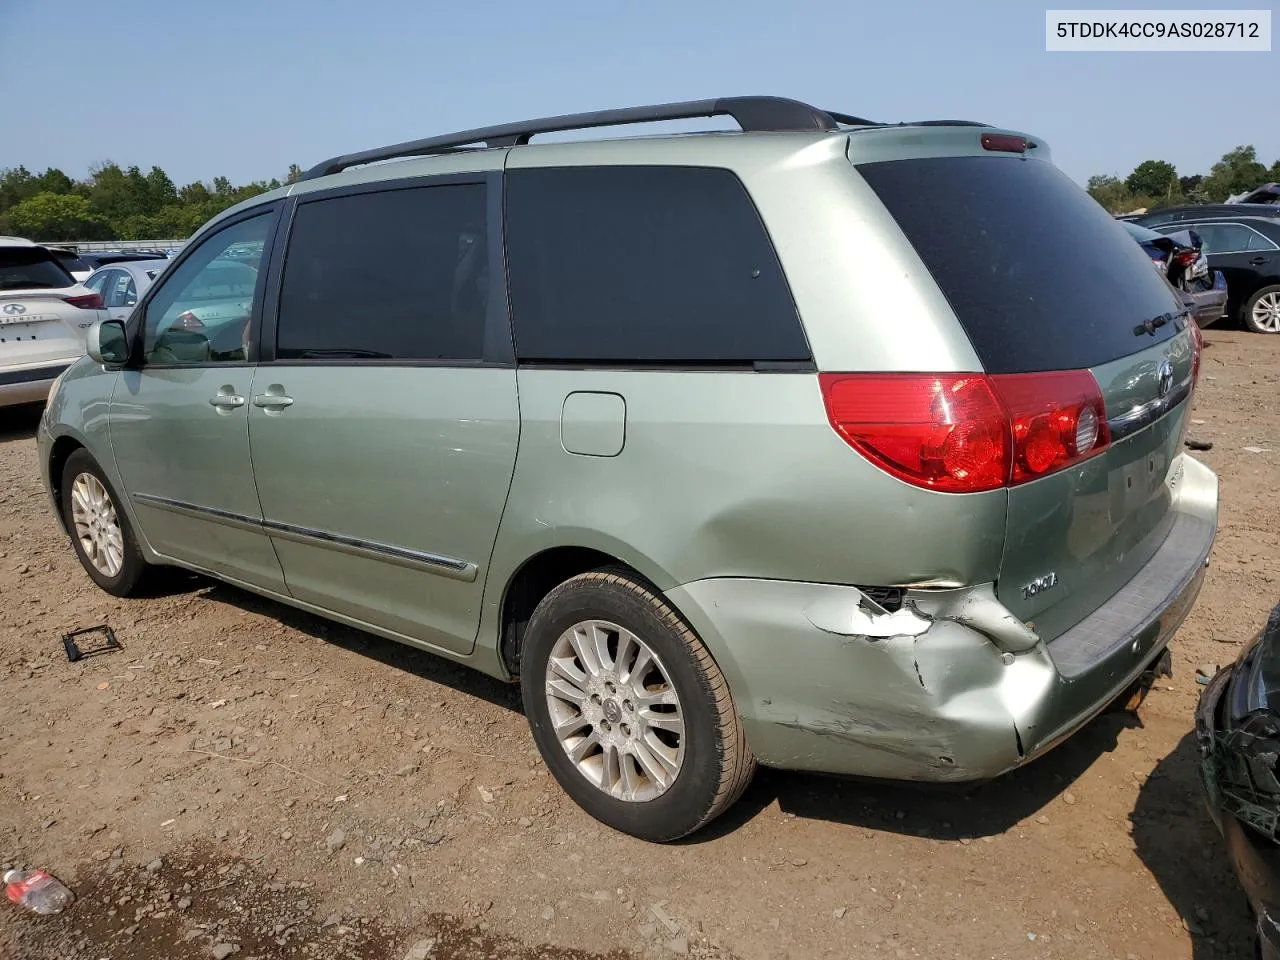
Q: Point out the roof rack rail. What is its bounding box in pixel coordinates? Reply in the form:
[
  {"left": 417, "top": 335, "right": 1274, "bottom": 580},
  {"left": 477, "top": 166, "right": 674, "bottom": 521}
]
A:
[
  {"left": 900, "top": 119, "right": 992, "bottom": 127},
  {"left": 300, "top": 96, "right": 858, "bottom": 180}
]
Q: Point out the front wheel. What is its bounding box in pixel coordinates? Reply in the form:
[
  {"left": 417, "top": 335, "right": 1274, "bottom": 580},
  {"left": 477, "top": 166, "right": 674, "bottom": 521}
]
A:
[
  {"left": 520, "top": 569, "right": 755, "bottom": 841},
  {"left": 1242, "top": 284, "right": 1280, "bottom": 334},
  {"left": 60, "top": 448, "right": 151, "bottom": 597}
]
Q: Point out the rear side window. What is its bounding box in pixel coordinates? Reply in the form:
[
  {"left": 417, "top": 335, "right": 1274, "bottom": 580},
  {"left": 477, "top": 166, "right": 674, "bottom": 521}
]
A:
[
  {"left": 505, "top": 166, "right": 809, "bottom": 364},
  {"left": 49, "top": 249, "right": 90, "bottom": 274},
  {"left": 276, "top": 184, "right": 489, "bottom": 361},
  {"left": 859, "top": 157, "right": 1183, "bottom": 373},
  {"left": 0, "top": 248, "right": 74, "bottom": 291},
  {"left": 1171, "top": 222, "right": 1280, "bottom": 254}
]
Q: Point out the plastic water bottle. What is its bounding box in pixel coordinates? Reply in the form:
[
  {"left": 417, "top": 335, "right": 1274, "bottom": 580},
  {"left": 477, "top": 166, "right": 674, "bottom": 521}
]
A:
[{"left": 4, "top": 869, "right": 74, "bottom": 915}]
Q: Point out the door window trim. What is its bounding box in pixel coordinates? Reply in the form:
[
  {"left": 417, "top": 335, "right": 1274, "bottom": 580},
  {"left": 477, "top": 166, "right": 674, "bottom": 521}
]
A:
[
  {"left": 1156, "top": 220, "right": 1280, "bottom": 254},
  {"left": 257, "top": 171, "right": 514, "bottom": 368},
  {"left": 125, "top": 200, "right": 285, "bottom": 370}
]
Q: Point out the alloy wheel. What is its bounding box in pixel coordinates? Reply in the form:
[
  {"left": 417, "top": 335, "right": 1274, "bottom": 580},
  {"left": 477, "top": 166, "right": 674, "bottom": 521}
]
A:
[
  {"left": 1253, "top": 291, "right": 1280, "bottom": 333},
  {"left": 70, "top": 472, "right": 124, "bottom": 578},
  {"left": 544, "top": 619, "right": 685, "bottom": 801}
]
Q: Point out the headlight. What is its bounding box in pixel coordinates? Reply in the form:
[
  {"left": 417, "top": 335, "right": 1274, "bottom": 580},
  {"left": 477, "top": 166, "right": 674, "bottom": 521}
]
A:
[{"left": 1228, "top": 624, "right": 1278, "bottom": 718}]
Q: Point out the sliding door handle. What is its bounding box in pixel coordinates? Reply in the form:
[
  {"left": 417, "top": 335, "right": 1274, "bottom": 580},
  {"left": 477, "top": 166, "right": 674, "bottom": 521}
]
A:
[{"left": 252, "top": 394, "right": 294, "bottom": 410}]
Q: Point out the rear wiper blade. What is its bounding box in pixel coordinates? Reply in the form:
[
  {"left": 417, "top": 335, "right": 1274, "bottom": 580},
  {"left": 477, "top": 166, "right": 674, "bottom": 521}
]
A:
[{"left": 1134, "top": 312, "right": 1176, "bottom": 337}]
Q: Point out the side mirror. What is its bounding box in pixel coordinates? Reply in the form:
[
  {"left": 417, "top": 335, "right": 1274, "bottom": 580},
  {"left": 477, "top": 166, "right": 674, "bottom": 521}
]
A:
[{"left": 87, "top": 319, "right": 129, "bottom": 367}]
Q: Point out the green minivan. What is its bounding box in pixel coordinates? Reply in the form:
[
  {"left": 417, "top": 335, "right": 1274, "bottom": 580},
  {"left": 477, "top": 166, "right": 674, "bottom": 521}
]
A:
[{"left": 37, "top": 97, "right": 1217, "bottom": 840}]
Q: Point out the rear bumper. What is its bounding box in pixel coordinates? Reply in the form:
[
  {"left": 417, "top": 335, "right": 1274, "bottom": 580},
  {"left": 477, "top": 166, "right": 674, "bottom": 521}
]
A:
[
  {"left": 667, "top": 453, "right": 1217, "bottom": 782},
  {"left": 1190, "top": 273, "right": 1230, "bottom": 327},
  {"left": 0, "top": 361, "right": 74, "bottom": 408}
]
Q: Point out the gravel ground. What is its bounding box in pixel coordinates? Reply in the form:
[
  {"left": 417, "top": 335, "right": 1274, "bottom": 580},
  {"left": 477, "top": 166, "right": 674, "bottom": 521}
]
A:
[{"left": 1, "top": 328, "right": 1277, "bottom": 960}]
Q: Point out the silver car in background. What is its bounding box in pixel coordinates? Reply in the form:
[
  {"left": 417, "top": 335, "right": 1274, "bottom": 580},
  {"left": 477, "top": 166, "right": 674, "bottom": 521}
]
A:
[{"left": 83, "top": 259, "right": 170, "bottom": 324}]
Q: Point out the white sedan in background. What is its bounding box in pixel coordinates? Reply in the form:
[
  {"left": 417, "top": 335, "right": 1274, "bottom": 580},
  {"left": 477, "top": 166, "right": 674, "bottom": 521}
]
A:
[
  {"left": 0, "top": 237, "right": 110, "bottom": 408},
  {"left": 83, "top": 258, "right": 170, "bottom": 324}
]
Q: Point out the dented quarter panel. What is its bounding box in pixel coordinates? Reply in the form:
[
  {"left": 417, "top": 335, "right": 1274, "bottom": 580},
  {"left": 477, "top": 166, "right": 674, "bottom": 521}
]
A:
[{"left": 666, "top": 577, "right": 1032, "bottom": 780}]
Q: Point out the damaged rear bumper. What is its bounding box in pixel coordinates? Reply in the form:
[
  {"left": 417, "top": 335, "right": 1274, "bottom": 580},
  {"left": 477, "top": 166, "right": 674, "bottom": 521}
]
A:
[{"left": 666, "top": 455, "right": 1217, "bottom": 783}]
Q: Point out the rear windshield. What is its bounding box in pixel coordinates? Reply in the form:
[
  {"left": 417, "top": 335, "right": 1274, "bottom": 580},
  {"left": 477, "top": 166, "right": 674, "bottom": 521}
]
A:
[
  {"left": 49, "top": 249, "right": 91, "bottom": 273},
  {"left": 0, "top": 248, "right": 75, "bottom": 291},
  {"left": 858, "top": 156, "right": 1183, "bottom": 373}
]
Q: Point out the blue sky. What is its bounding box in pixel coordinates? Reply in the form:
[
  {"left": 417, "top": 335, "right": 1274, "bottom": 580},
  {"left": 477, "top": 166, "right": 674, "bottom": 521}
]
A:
[{"left": 2, "top": 0, "right": 1276, "bottom": 187}]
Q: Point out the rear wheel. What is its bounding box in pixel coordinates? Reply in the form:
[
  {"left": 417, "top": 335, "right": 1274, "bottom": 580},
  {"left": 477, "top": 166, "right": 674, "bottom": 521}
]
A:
[
  {"left": 1242, "top": 285, "right": 1280, "bottom": 334},
  {"left": 60, "top": 449, "right": 151, "bottom": 597},
  {"left": 520, "top": 569, "right": 754, "bottom": 841}
]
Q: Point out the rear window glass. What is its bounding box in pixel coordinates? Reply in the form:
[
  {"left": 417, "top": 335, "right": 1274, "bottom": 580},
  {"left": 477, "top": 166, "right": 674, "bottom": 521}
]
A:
[
  {"left": 858, "top": 156, "right": 1183, "bottom": 373},
  {"left": 505, "top": 166, "right": 809, "bottom": 365},
  {"left": 0, "top": 248, "right": 75, "bottom": 291},
  {"left": 49, "top": 249, "right": 91, "bottom": 273}
]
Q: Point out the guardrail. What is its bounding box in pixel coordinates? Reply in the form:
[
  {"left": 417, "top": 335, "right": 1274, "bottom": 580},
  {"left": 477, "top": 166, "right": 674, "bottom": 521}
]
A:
[{"left": 38, "top": 238, "right": 188, "bottom": 253}]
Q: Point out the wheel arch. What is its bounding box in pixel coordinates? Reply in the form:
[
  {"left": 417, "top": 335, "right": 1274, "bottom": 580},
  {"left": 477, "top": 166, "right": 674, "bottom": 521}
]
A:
[
  {"left": 496, "top": 543, "right": 686, "bottom": 677},
  {"left": 46, "top": 433, "right": 88, "bottom": 535}
]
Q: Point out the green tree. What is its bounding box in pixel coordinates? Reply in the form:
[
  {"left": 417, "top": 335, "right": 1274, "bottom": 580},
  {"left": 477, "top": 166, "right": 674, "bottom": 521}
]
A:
[
  {"left": 5, "top": 192, "right": 114, "bottom": 241},
  {"left": 0, "top": 166, "right": 38, "bottom": 213},
  {"left": 178, "top": 181, "right": 212, "bottom": 206},
  {"left": 1201, "top": 146, "right": 1269, "bottom": 201},
  {"left": 1087, "top": 174, "right": 1135, "bottom": 214},
  {"left": 286, "top": 164, "right": 304, "bottom": 184},
  {"left": 34, "top": 167, "right": 74, "bottom": 195},
  {"left": 86, "top": 162, "right": 135, "bottom": 223},
  {"left": 1126, "top": 160, "right": 1178, "bottom": 200},
  {"left": 145, "top": 166, "right": 177, "bottom": 210}
]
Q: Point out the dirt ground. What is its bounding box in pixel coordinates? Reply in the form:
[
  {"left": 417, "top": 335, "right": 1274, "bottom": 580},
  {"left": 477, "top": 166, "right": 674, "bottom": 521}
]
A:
[{"left": 1, "top": 328, "right": 1277, "bottom": 960}]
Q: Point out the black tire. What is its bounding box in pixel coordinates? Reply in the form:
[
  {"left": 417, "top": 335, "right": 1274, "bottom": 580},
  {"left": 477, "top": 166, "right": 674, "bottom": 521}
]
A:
[
  {"left": 1241, "top": 284, "right": 1280, "bottom": 334},
  {"left": 520, "top": 569, "right": 755, "bottom": 841},
  {"left": 60, "top": 448, "right": 151, "bottom": 597}
]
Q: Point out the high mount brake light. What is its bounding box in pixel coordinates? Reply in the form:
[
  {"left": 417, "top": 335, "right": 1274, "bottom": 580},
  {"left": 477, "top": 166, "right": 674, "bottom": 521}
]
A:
[
  {"left": 981, "top": 133, "right": 1027, "bottom": 154},
  {"left": 819, "top": 370, "right": 1110, "bottom": 493}
]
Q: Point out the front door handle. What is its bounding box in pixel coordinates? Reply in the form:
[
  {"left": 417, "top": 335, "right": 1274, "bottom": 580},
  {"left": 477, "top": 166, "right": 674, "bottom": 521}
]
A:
[
  {"left": 252, "top": 393, "right": 294, "bottom": 410},
  {"left": 1251, "top": 256, "right": 1270, "bottom": 265},
  {"left": 208, "top": 394, "right": 245, "bottom": 409}
]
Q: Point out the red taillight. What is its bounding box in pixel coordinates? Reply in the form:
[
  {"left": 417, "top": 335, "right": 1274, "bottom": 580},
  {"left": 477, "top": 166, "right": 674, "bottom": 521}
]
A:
[
  {"left": 819, "top": 370, "right": 1110, "bottom": 493},
  {"left": 980, "top": 133, "right": 1027, "bottom": 154},
  {"left": 62, "top": 293, "right": 103, "bottom": 309},
  {"left": 1173, "top": 249, "right": 1198, "bottom": 268},
  {"left": 819, "top": 374, "right": 1010, "bottom": 492},
  {"left": 989, "top": 371, "right": 1110, "bottom": 484}
]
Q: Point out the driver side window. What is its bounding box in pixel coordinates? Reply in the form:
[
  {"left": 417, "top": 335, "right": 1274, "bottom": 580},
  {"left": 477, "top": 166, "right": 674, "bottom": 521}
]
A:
[
  {"left": 141, "top": 214, "right": 272, "bottom": 366},
  {"left": 104, "top": 272, "right": 137, "bottom": 309}
]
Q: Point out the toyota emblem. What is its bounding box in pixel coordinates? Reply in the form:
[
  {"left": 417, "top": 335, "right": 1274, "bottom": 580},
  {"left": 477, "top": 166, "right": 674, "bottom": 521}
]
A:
[
  {"left": 1157, "top": 359, "right": 1174, "bottom": 399},
  {"left": 2, "top": 303, "right": 26, "bottom": 315}
]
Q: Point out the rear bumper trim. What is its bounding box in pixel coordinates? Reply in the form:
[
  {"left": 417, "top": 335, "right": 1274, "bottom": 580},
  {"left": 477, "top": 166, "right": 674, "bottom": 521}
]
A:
[{"left": 0, "top": 362, "right": 73, "bottom": 387}]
